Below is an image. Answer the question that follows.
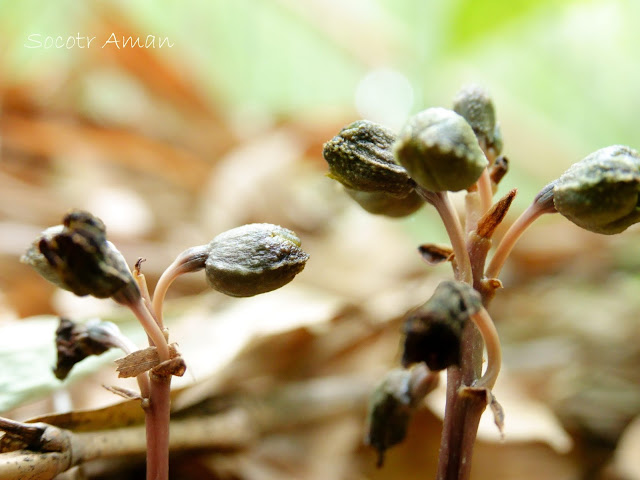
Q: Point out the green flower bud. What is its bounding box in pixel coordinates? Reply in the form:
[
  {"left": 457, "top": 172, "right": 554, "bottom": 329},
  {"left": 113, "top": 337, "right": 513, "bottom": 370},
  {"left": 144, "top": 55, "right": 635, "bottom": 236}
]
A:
[
  {"left": 323, "top": 120, "right": 413, "bottom": 197},
  {"left": 205, "top": 224, "right": 309, "bottom": 297},
  {"left": 453, "top": 84, "right": 495, "bottom": 145},
  {"left": 489, "top": 122, "right": 504, "bottom": 156},
  {"left": 402, "top": 281, "right": 482, "bottom": 371},
  {"left": 344, "top": 187, "right": 424, "bottom": 218},
  {"left": 553, "top": 145, "right": 640, "bottom": 234},
  {"left": 394, "top": 108, "right": 488, "bottom": 192},
  {"left": 21, "top": 210, "right": 140, "bottom": 303}
]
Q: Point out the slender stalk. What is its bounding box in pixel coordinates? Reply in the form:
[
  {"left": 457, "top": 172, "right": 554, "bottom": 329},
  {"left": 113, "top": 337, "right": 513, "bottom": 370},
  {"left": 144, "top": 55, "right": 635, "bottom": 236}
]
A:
[
  {"left": 417, "top": 188, "right": 472, "bottom": 284},
  {"left": 145, "top": 375, "right": 171, "bottom": 480},
  {"left": 128, "top": 298, "right": 170, "bottom": 362},
  {"left": 464, "top": 192, "right": 482, "bottom": 235},
  {"left": 151, "top": 245, "right": 208, "bottom": 327},
  {"left": 425, "top": 174, "right": 503, "bottom": 479},
  {"left": 138, "top": 246, "right": 207, "bottom": 480},
  {"left": 470, "top": 308, "right": 501, "bottom": 389},
  {"left": 126, "top": 294, "right": 171, "bottom": 480},
  {"left": 485, "top": 203, "right": 549, "bottom": 279},
  {"left": 436, "top": 318, "right": 485, "bottom": 480},
  {"left": 413, "top": 187, "right": 482, "bottom": 479},
  {"left": 476, "top": 169, "right": 493, "bottom": 215},
  {"left": 134, "top": 262, "right": 156, "bottom": 322}
]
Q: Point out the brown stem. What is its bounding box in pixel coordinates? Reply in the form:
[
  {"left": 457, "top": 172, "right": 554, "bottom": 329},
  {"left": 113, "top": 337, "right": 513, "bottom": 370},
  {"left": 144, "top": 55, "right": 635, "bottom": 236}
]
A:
[
  {"left": 126, "top": 284, "right": 172, "bottom": 480},
  {"left": 139, "top": 245, "right": 208, "bottom": 480},
  {"left": 146, "top": 375, "right": 171, "bottom": 480},
  {"left": 436, "top": 316, "right": 485, "bottom": 480},
  {"left": 434, "top": 187, "right": 506, "bottom": 480}
]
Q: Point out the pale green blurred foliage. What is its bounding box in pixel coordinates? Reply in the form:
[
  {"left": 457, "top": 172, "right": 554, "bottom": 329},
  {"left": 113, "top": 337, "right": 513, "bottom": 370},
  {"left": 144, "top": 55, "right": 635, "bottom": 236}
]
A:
[{"left": 3, "top": 0, "right": 638, "bottom": 208}]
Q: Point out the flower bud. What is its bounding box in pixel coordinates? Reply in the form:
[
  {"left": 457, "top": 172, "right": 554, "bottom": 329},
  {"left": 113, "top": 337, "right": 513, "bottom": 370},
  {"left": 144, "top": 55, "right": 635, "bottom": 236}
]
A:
[
  {"left": 21, "top": 210, "right": 140, "bottom": 303},
  {"left": 402, "top": 281, "right": 482, "bottom": 371},
  {"left": 489, "top": 123, "right": 504, "bottom": 156},
  {"left": 453, "top": 85, "right": 495, "bottom": 145},
  {"left": 205, "top": 224, "right": 309, "bottom": 297},
  {"left": 553, "top": 145, "right": 640, "bottom": 234},
  {"left": 365, "top": 365, "right": 435, "bottom": 468},
  {"left": 323, "top": 120, "right": 414, "bottom": 197},
  {"left": 344, "top": 187, "right": 424, "bottom": 217},
  {"left": 394, "top": 108, "right": 488, "bottom": 192}
]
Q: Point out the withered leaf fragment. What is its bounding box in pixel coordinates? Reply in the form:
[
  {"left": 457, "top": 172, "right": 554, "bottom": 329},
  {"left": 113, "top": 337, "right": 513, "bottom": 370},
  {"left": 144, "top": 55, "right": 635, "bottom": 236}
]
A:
[
  {"left": 417, "top": 244, "right": 454, "bottom": 266},
  {"left": 489, "top": 155, "right": 509, "bottom": 186},
  {"left": 402, "top": 281, "right": 482, "bottom": 371},
  {"left": 115, "top": 343, "right": 182, "bottom": 378},
  {"left": 53, "top": 318, "right": 117, "bottom": 380},
  {"left": 476, "top": 189, "right": 517, "bottom": 239}
]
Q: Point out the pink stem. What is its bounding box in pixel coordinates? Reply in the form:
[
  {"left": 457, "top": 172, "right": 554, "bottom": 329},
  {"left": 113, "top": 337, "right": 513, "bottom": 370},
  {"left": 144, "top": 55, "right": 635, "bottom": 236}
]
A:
[
  {"left": 417, "top": 188, "right": 473, "bottom": 284},
  {"left": 485, "top": 203, "right": 548, "bottom": 279},
  {"left": 145, "top": 375, "right": 171, "bottom": 480},
  {"left": 152, "top": 245, "right": 208, "bottom": 327},
  {"left": 477, "top": 169, "right": 493, "bottom": 214}
]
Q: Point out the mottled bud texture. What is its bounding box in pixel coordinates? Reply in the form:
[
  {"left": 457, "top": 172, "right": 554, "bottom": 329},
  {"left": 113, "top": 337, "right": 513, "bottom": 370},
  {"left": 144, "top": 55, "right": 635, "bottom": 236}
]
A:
[
  {"left": 402, "top": 281, "right": 482, "bottom": 371},
  {"left": 394, "top": 108, "right": 488, "bottom": 192},
  {"left": 553, "top": 145, "right": 640, "bottom": 234},
  {"left": 453, "top": 84, "right": 502, "bottom": 155},
  {"left": 22, "top": 210, "right": 139, "bottom": 301},
  {"left": 205, "top": 223, "right": 309, "bottom": 297},
  {"left": 344, "top": 187, "right": 424, "bottom": 218},
  {"left": 323, "top": 120, "right": 414, "bottom": 197}
]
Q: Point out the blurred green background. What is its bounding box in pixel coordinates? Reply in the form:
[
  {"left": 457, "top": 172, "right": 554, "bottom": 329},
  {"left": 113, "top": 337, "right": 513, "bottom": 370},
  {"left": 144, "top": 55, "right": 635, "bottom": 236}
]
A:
[{"left": 3, "top": 0, "right": 639, "bottom": 207}]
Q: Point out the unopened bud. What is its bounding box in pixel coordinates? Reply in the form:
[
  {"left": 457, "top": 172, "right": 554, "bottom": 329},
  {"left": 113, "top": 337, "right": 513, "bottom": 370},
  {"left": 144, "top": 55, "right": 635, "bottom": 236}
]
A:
[
  {"left": 453, "top": 85, "right": 495, "bottom": 145},
  {"left": 402, "top": 281, "right": 482, "bottom": 371},
  {"left": 323, "top": 120, "right": 414, "bottom": 197},
  {"left": 344, "top": 187, "right": 424, "bottom": 217},
  {"left": 394, "top": 108, "right": 488, "bottom": 192},
  {"left": 205, "top": 224, "right": 309, "bottom": 297},
  {"left": 21, "top": 210, "right": 140, "bottom": 303},
  {"left": 553, "top": 145, "right": 640, "bottom": 234},
  {"left": 365, "top": 365, "right": 436, "bottom": 468}
]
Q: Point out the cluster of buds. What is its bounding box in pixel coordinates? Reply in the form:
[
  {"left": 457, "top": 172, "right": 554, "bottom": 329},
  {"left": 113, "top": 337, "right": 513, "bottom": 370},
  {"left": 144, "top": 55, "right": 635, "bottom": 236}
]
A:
[
  {"left": 323, "top": 83, "right": 640, "bottom": 467},
  {"left": 21, "top": 210, "right": 309, "bottom": 480},
  {"left": 22, "top": 210, "right": 309, "bottom": 383}
]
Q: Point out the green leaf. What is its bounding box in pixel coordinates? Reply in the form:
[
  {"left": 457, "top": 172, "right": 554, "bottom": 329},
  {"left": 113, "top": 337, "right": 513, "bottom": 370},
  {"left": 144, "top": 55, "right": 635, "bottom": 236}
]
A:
[{"left": 446, "top": 0, "right": 581, "bottom": 51}]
